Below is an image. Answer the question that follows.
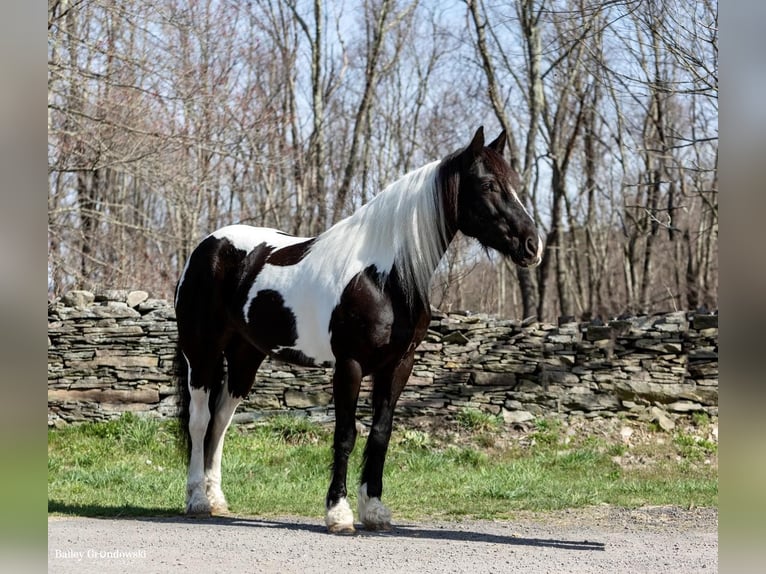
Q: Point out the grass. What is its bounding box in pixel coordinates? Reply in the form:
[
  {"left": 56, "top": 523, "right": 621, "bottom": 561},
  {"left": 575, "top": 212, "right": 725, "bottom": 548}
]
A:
[
  {"left": 456, "top": 408, "right": 502, "bottom": 433},
  {"left": 48, "top": 412, "right": 717, "bottom": 520}
]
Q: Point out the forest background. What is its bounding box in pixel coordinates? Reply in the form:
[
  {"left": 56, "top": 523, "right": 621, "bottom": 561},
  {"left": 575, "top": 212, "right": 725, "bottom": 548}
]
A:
[{"left": 47, "top": 0, "right": 718, "bottom": 322}]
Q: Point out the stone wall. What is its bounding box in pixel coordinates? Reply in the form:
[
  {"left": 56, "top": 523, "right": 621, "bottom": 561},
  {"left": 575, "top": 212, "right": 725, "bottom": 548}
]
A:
[{"left": 47, "top": 290, "right": 718, "bottom": 427}]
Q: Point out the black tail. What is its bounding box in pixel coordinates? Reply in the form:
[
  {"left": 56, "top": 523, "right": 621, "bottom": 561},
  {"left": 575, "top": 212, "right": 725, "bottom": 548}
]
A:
[{"left": 174, "top": 341, "right": 225, "bottom": 465}]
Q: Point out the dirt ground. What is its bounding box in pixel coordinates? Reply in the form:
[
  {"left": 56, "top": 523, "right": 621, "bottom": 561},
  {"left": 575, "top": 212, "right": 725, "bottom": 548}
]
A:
[{"left": 48, "top": 505, "right": 717, "bottom": 573}]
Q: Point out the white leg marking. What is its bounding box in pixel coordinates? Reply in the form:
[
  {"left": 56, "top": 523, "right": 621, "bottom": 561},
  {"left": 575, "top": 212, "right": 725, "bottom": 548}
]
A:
[
  {"left": 325, "top": 497, "right": 355, "bottom": 533},
  {"left": 186, "top": 370, "right": 211, "bottom": 515},
  {"left": 205, "top": 382, "right": 241, "bottom": 514},
  {"left": 358, "top": 483, "right": 392, "bottom": 531}
]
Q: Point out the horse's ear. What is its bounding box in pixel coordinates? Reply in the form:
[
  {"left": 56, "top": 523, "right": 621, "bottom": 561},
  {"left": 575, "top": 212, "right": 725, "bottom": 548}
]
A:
[
  {"left": 488, "top": 130, "right": 507, "bottom": 155},
  {"left": 467, "top": 126, "right": 485, "bottom": 157}
]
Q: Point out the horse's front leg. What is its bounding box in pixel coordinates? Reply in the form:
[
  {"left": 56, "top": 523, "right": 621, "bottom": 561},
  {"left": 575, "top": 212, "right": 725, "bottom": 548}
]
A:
[
  {"left": 325, "top": 358, "right": 363, "bottom": 533},
  {"left": 359, "top": 352, "right": 416, "bottom": 531}
]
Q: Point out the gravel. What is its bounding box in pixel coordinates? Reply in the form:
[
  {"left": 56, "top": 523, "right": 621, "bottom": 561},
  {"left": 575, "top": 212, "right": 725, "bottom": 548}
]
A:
[{"left": 48, "top": 506, "right": 717, "bottom": 573}]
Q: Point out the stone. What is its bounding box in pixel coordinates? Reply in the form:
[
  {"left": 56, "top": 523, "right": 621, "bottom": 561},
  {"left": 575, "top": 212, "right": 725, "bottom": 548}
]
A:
[
  {"left": 92, "top": 354, "right": 158, "bottom": 369},
  {"left": 138, "top": 298, "right": 171, "bottom": 312},
  {"left": 666, "top": 401, "right": 705, "bottom": 412},
  {"left": 284, "top": 389, "right": 332, "bottom": 408},
  {"left": 504, "top": 399, "right": 524, "bottom": 410},
  {"left": 47, "top": 298, "right": 718, "bottom": 426},
  {"left": 442, "top": 331, "right": 470, "bottom": 345},
  {"left": 545, "top": 371, "right": 580, "bottom": 385},
  {"left": 95, "top": 289, "right": 129, "bottom": 302},
  {"left": 663, "top": 311, "right": 689, "bottom": 323},
  {"left": 614, "top": 380, "right": 696, "bottom": 404},
  {"left": 635, "top": 339, "right": 683, "bottom": 353},
  {"left": 417, "top": 342, "right": 443, "bottom": 352},
  {"left": 470, "top": 372, "right": 516, "bottom": 386},
  {"left": 61, "top": 290, "right": 95, "bottom": 307},
  {"left": 563, "top": 392, "right": 621, "bottom": 412},
  {"left": 608, "top": 320, "right": 632, "bottom": 336},
  {"left": 92, "top": 305, "right": 141, "bottom": 319},
  {"left": 649, "top": 406, "right": 675, "bottom": 431},
  {"left": 586, "top": 326, "right": 613, "bottom": 341},
  {"left": 655, "top": 322, "right": 684, "bottom": 332},
  {"left": 689, "top": 349, "right": 717, "bottom": 361},
  {"left": 250, "top": 394, "right": 281, "bottom": 409},
  {"left": 692, "top": 314, "right": 718, "bottom": 330},
  {"left": 48, "top": 388, "right": 160, "bottom": 404},
  {"left": 548, "top": 334, "right": 576, "bottom": 344},
  {"left": 502, "top": 409, "right": 535, "bottom": 424},
  {"left": 126, "top": 290, "right": 150, "bottom": 307}
]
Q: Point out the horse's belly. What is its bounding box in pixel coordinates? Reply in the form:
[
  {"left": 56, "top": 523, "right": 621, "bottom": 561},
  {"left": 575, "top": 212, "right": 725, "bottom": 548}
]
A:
[{"left": 272, "top": 319, "right": 335, "bottom": 368}]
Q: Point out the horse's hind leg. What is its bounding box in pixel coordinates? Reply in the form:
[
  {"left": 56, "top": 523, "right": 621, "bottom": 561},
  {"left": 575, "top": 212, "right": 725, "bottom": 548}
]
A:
[
  {"left": 204, "top": 339, "right": 264, "bottom": 514},
  {"left": 184, "top": 352, "right": 222, "bottom": 515}
]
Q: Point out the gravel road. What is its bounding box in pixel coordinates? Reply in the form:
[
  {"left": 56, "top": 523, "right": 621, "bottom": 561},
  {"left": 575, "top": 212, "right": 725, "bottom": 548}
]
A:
[{"left": 48, "top": 506, "right": 717, "bottom": 573}]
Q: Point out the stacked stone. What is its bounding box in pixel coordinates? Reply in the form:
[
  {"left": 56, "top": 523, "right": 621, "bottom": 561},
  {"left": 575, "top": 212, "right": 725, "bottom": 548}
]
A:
[
  {"left": 48, "top": 290, "right": 718, "bottom": 426},
  {"left": 48, "top": 290, "right": 178, "bottom": 426},
  {"left": 406, "top": 310, "right": 718, "bottom": 424}
]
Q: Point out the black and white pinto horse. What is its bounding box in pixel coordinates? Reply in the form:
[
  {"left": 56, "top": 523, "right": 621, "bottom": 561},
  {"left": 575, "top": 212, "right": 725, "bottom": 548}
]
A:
[{"left": 174, "top": 127, "right": 542, "bottom": 532}]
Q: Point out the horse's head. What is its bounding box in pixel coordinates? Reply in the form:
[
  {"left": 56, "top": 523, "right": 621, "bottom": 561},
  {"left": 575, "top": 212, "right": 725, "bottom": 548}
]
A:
[{"left": 447, "top": 127, "right": 543, "bottom": 268}]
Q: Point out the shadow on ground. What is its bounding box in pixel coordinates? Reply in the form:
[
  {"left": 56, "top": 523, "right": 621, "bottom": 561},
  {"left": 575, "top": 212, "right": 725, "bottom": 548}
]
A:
[{"left": 48, "top": 501, "right": 605, "bottom": 552}]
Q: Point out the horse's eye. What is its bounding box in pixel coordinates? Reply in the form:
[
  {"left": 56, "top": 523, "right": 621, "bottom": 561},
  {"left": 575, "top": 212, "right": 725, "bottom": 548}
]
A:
[{"left": 480, "top": 180, "right": 495, "bottom": 192}]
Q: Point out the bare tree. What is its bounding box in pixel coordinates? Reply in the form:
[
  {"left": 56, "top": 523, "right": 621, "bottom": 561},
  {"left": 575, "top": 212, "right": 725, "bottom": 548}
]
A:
[{"left": 48, "top": 0, "right": 717, "bottom": 319}]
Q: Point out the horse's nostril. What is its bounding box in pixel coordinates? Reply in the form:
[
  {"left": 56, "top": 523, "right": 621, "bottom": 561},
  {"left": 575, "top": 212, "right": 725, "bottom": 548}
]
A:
[{"left": 525, "top": 236, "right": 537, "bottom": 257}]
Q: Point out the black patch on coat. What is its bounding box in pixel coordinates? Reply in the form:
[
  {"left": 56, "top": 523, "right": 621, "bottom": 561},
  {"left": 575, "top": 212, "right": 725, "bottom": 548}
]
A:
[
  {"left": 176, "top": 235, "right": 251, "bottom": 339},
  {"left": 246, "top": 289, "right": 299, "bottom": 350},
  {"left": 231, "top": 242, "right": 275, "bottom": 313},
  {"left": 267, "top": 239, "right": 316, "bottom": 266},
  {"left": 329, "top": 265, "right": 428, "bottom": 373},
  {"left": 272, "top": 348, "right": 330, "bottom": 368}
]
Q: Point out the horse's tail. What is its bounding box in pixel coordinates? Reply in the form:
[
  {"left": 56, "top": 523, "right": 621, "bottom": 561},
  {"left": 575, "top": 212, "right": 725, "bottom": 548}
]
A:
[
  {"left": 174, "top": 341, "right": 192, "bottom": 464},
  {"left": 174, "top": 340, "right": 225, "bottom": 465}
]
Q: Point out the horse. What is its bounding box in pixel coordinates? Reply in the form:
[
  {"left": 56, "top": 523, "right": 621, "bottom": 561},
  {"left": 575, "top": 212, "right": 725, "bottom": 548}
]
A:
[{"left": 174, "top": 126, "right": 542, "bottom": 532}]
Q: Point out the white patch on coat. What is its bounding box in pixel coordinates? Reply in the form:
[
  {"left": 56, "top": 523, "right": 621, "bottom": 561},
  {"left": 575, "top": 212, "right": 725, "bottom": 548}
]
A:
[
  {"left": 509, "top": 188, "right": 533, "bottom": 220},
  {"left": 325, "top": 497, "right": 355, "bottom": 533},
  {"left": 357, "top": 483, "right": 392, "bottom": 530},
  {"left": 241, "top": 161, "right": 446, "bottom": 366},
  {"left": 535, "top": 233, "right": 544, "bottom": 264},
  {"left": 507, "top": 189, "right": 543, "bottom": 267},
  {"left": 212, "top": 225, "right": 308, "bottom": 253},
  {"left": 204, "top": 380, "right": 242, "bottom": 514},
  {"left": 174, "top": 256, "right": 191, "bottom": 306},
  {"left": 175, "top": 226, "right": 307, "bottom": 306},
  {"left": 186, "top": 362, "right": 211, "bottom": 514}
]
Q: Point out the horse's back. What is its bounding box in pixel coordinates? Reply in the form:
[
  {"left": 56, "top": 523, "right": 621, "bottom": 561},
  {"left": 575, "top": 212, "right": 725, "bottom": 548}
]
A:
[
  {"left": 175, "top": 225, "right": 335, "bottom": 363},
  {"left": 175, "top": 223, "right": 422, "bottom": 370}
]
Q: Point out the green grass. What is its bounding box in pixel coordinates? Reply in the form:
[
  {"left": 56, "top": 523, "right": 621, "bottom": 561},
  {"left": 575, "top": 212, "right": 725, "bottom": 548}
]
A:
[
  {"left": 48, "top": 413, "right": 717, "bottom": 520},
  {"left": 456, "top": 408, "right": 502, "bottom": 433}
]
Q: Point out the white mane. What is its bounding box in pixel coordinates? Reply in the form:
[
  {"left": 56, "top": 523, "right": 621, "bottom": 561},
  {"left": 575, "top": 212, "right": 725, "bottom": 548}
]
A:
[{"left": 310, "top": 160, "right": 447, "bottom": 305}]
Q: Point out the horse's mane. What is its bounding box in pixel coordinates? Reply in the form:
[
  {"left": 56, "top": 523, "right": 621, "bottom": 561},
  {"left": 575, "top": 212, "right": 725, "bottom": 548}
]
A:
[{"left": 308, "top": 160, "right": 448, "bottom": 306}]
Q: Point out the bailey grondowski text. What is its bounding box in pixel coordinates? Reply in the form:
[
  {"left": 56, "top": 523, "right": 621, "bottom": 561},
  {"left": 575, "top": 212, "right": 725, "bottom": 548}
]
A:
[{"left": 53, "top": 548, "right": 147, "bottom": 561}]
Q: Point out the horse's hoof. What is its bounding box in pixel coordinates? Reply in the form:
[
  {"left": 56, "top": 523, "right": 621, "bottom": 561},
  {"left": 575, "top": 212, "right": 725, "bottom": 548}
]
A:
[
  {"left": 357, "top": 483, "right": 392, "bottom": 532},
  {"left": 362, "top": 521, "right": 392, "bottom": 532},
  {"left": 185, "top": 509, "right": 212, "bottom": 518},
  {"left": 207, "top": 492, "right": 229, "bottom": 515},
  {"left": 185, "top": 498, "right": 212, "bottom": 517},
  {"left": 209, "top": 505, "right": 231, "bottom": 516},
  {"left": 327, "top": 523, "right": 356, "bottom": 534}
]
